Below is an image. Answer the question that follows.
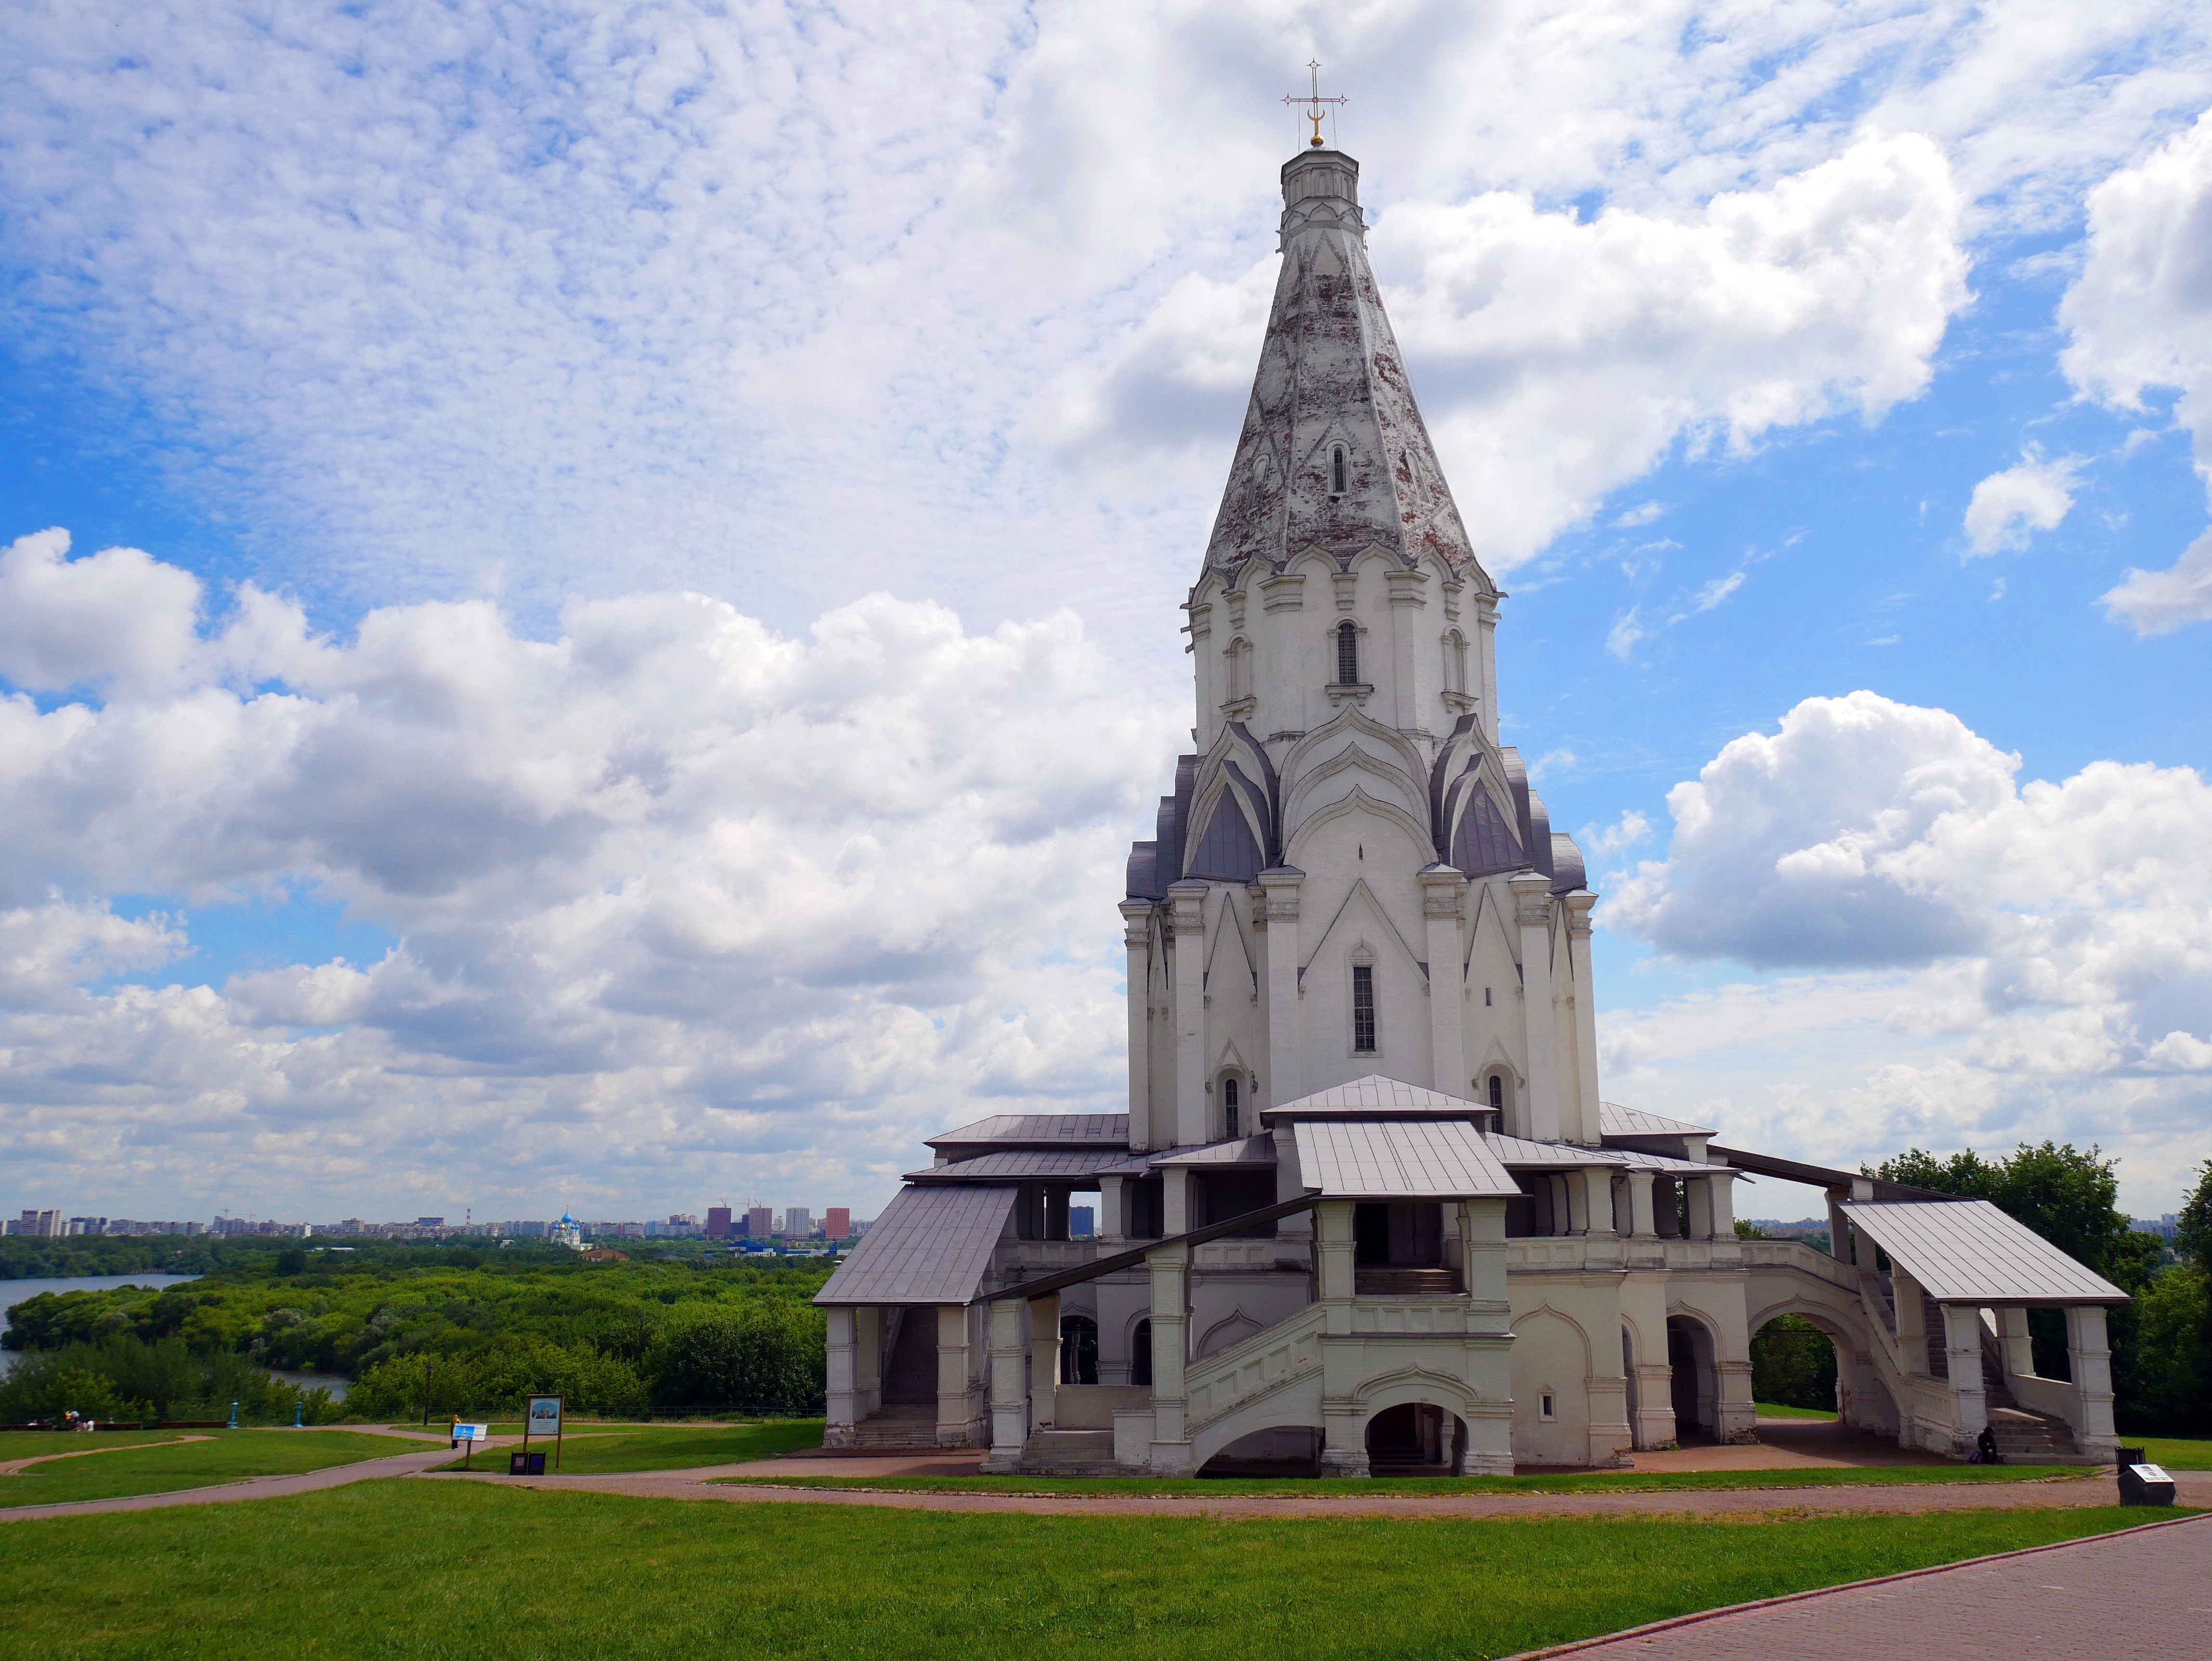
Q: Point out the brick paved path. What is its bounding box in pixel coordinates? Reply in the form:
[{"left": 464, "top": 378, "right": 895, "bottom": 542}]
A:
[{"left": 1524, "top": 1512, "right": 2212, "bottom": 1659}]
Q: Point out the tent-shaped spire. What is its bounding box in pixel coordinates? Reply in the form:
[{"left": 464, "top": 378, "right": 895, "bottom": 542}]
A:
[{"left": 1204, "top": 148, "right": 1488, "bottom": 586}]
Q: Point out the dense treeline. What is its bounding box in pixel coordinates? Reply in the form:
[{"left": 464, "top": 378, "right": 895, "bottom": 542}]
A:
[
  {"left": 0, "top": 1337, "right": 345, "bottom": 1424},
  {"left": 0, "top": 1234, "right": 229, "bottom": 1279},
  {"left": 1867, "top": 1142, "right": 2210, "bottom": 1435},
  {"left": 4, "top": 1244, "right": 835, "bottom": 1421}
]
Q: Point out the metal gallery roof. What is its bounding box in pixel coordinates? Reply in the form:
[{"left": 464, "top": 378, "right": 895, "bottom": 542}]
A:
[
  {"left": 1293, "top": 1119, "right": 1520, "bottom": 1199},
  {"left": 1843, "top": 1200, "right": 2129, "bottom": 1305},
  {"left": 1598, "top": 1102, "right": 1715, "bottom": 1138},
  {"left": 1150, "top": 1136, "right": 1279, "bottom": 1168},
  {"left": 813, "top": 1185, "right": 1016, "bottom": 1306},
  {"left": 904, "top": 1149, "right": 1133, "bottom": 1184},
  {"left": 1263, "top": 1075, "right": 1496, "bottom": 1121},
  {"left": 924, "top": 1113, "right": 1130, "bottom": 1151}
]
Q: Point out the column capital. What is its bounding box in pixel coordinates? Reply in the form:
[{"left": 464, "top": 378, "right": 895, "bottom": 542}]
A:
[
  {"left": 1562, "top": 890, "right": 1597, "bottom": 936},
  {"left": 1507, "top": 871, "right": 1553, "bottom": 927},
  {"left": 1418, "top": 862, "right": 1468, "bottom": 917},
  {"left": 1118, "top": 897, "right": 1155, "bottom": 948},
  {"left": 1256, "top": 865, "right": 1304, "bottom": 921},
  {"left": 1166, "top": 880, "right": 1209, "bottom": 933}
]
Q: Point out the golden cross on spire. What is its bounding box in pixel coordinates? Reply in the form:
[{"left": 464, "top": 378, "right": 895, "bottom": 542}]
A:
[{"left": 1284, "top": 60, "right": 1348, "bottom": 148}]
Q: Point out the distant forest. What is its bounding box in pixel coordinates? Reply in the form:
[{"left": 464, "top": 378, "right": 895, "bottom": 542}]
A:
[{"left": 1, "top": 1237, "right": 833, "bottom": 1424}]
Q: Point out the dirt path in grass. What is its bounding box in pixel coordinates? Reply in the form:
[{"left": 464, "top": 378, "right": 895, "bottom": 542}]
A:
[
  {"left": 430, "top": 1464, "right": 2212, "bottom": 1521},
  {"left": 0, "top": 1436, "right": 211, "bottom": 1476},
  {"left": 0, "top": 1441, "right": 481, "bottom": 1523}
]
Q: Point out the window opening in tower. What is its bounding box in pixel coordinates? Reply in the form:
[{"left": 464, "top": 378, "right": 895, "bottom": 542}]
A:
[{"left": 1352, "top": 964, "right": 1376, "bottom": 1053}]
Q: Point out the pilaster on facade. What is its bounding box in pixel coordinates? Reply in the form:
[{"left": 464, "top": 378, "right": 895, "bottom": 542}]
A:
[
  {"left": 1148, "top": 1244, "right": 1191, "bottom": 1463},
  {"left": 1419, "top": 864, "right": 1467, "bottom": 1093},
  {"left": 1257, "top": 867, "right": 1304, "bottom": 1106},
  {"left": 983, "top": 1299, "right": 1027, "bottom": 1471},
  {"left": 1119, "top": 899, "right": 1155, "bottom": 1150},
  {"left": 1562, "top": 891, "right": 1603, "bottom": 1143},
  {"left": 1507, "top": 873, "right": 1561, "bottom": 1142},
  {"left": 1167, "top": 881, "right": 1210, "bottom": 1148}
]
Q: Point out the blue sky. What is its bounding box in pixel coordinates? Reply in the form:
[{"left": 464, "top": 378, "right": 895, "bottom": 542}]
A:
[{"left": 2, "top": 0, "right": 2210, "bottom": 1221}]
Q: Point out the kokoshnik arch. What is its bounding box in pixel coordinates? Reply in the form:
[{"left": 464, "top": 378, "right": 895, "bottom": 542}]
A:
[{"left": 815, "top": 139, "right": 2129, "bottom": 1477}]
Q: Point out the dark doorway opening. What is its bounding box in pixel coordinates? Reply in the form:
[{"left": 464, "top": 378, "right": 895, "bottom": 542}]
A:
[
  {"left": 1130, "top": 1318, "right": 1154, "bottom": 1387},
  {"left": 881, "top": 1308, "right": 938, "bottom": 1406},
  {"left": 1365, "top": 1404, "right": 1466, "bottom": 1474},
  {"left": 1059, "top": 1315, "right": 1098, "bottom": 1385}
]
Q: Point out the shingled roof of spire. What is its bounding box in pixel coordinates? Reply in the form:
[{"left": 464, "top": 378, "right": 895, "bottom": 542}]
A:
[{"left": 1203, "top": 148, "right": 1489, "bottom": 588}]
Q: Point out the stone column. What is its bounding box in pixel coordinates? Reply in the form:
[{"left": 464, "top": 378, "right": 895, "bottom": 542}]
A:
[
  {"left": 1827, "top": 1189, "right": 1855, "bottom": 1265},
  {"left": 1420, "top": 865, "right": 1468, "bottom": 1093},
  {"left": 2064, "top": 1305, "right": 2119, "bottom": 1456},
  {"left": 824, "top": 1307, "right": 859, "bottom": 1445},
  {"left": 854, "top": 1305, "right": 882, "bottom": 1424},
  {"left": 1316, "top": 1200, "right": 1357, "bottom": 1302},
  {"left": 1705, "top": 1173, "right": 1735, "bottom": 1236},
  {"left": 1118, "top": 900, "right": 1155, "bottom": 1150},
  {"left": 1942, "top": 1304, "right": 1988, "bottom": 1450},
  {"left": 1562, "top": 892, "right": 1603, "bottom": 1144},
  {"left": 1147, "top": 1243, "right": 1191, "bottom": 1467},
  {"left": 983, "top": 1299, "right": 1027, "bottom": 1470},
  {"left": 1894, "top": 1268, "right": 1927, "bottom": 1372},
  {"left": 1028, "top": 1292, "right": 1061, "bottom": 1433},
  {"left": 1162, "top": 1166, "right": 1197, "bottom": 1236},
  {"left": 1386, "top": 567, "right": 1427, "bottom": 729},
  {"left": 1685, "top": 1175, "right": 1714, "bottom": 1240},
  {"left": 1627, "top": 1171, "right": 1658, "bottom": 1239},
  {"left": 1580, "top": 1169, "right": 1616, "bottom": 1237},
  {"left": 1167, "top": 880, "right": 1211, "bottom": 1148},
  {"left": 1508, "top": 874, "right": 1560, "bottom": 1141},
  {"left": 1996, "top": 1306, "right": 2035, "bottom": 1379},
  {"left": 1098, "top": 1175, "right": 1127, "bottom": 1244},
  {"left": 936, "top": 1305, "right": 977, "bottom": 1447},
  {"left": 1258, "top": 867, "right": 1304, "bottom": 1109}
]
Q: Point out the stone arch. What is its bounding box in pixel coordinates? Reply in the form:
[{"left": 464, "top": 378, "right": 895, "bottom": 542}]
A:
[
  {"left": 1664, "top": 1306, "right": 1724, "bottom": 1440},
  {"left": 1197, "top": 1307, "right": 1264, "bottom": 1360},
  {"left": 1283, "top": 786, "right": 1435, "bottom": 875}
]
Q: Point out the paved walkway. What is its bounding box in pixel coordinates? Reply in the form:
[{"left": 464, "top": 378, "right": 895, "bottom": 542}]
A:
[
  {"left": 0, "top": 1431, "right": 470, "bottom": 1524},
  {"left": 1522, "top": 1511, "right": 2212, "bottom": 1659}
]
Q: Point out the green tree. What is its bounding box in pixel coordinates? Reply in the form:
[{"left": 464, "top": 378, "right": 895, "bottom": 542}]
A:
[
  {"left": 1750, "top": 1315, "right": 1838, "bottom": 1411},
  {"left": 2176, "top": 1158, "right": 2212, "bottom": 1272}
]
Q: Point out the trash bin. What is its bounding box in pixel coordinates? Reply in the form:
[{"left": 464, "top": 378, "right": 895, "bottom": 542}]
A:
[
  {"left": 2114, "top": 1448, "right": 2175, "bottom": 1506},
  {"left": 508, "top": 1450, "right": 546, "bottom": 1476}
]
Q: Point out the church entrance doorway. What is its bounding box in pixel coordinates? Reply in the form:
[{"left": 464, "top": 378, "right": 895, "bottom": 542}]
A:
[
  {"left": 881, "top": 1307, "right": 939, "bottom": 1407},
  {"left": 1059, "top": 1315, "right": 1099, "bottom": 1385},
  {"left": 1364, "top": 1404, "right": 1467, "bottom": 1474},
  {"left": 1352, "top": 1202, "right": 1454, "bottom": 1295}
]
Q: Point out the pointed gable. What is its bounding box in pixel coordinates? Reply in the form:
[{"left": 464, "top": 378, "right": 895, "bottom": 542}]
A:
[{"left": 1204, "top": 147, "right": 1488, "bottom": 587}]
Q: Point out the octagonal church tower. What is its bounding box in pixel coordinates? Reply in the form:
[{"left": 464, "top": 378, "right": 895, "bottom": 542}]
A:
[{"left": 1119, "top": 144, "right": 1601, "bottom": 1159}]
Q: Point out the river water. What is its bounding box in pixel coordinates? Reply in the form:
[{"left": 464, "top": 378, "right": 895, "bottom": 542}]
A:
[{"left": 0, "top": 1272, "right": 356, "bottom": 1397}]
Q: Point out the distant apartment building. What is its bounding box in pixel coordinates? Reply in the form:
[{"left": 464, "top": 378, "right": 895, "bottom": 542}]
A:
[
  {"left": 9, "top": 1210, "right": 62, "bottom": 1238},
  {"left": 498, "top": 1220, "right": 549, "bottom": 1239},
  {"left": 824, "top": 1207, "right": 851, "bottom": 1239},
  {"left": 784, "top": 1207, "right": 812, "bottom": 1238},
  {"left": 65, "top": 1216, "right": 107, "bottom": 1236},
  {"left": 745, "top": 1206, "right": 774, "bottom": 1239},
  {"left": 2136, "top": 1214, "right": 2181, "bottom": 1240},
  {"left": 706, "top": 1206, "right": 732, "bottom": 1239},
  {"left": 1069, "top": 1205, "right": 1095, "bottom": 1239}
]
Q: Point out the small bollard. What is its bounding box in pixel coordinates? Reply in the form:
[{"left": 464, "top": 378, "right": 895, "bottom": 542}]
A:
[{"left": 2115, "top": 1447, "right": 2176, "bottom": 1506}]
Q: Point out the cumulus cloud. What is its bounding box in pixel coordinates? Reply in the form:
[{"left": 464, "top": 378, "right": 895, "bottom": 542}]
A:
[
  {"left": 1962, "top": 453, "right": 2079, "bottom": 555},
  {"left": 1602, "top": 691, "right": 2212, "bottom": 1207},
  {"left": 2062, "top": 110, "right": 2212, "bottom": 632},
  {"left": 0, "top": 535, "right": 1181, "bottom": 1217}
]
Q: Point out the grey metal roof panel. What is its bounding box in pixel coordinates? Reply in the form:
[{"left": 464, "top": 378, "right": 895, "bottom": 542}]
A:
[
  {"left": 1843, "top": 1200, "right": 2129, "bottom": 1305},
  {"left": 1598, "top": 1102, "right": 1714, "bottom": 1137},
  {"left": 1611, "top": 1147, "right": 1739, "bottom": 1177},
  {"left": 904, "top": 1149, "right": 1132, "bottom": 1183},
  {"left": 924, "top": 1113, "right": 1130, "bottom": 1150},
  {"left": 1151, "top": 1136, "right": 1279, "bottom": 1168},
  {"left": 1263, "top": 1074, "right": 1488, "bottom": 1119},
  {"left": 1293, "top": 1119, "right": 1521, "bottom": 1198},
  {"left": 812, "top": 1185, "right": 1016, "bottom": 1306},
  {"left": 1483, "top": 1133, "right": 1625, "bottom": 1168}
]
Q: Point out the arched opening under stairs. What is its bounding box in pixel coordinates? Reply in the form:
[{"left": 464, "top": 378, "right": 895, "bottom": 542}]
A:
[
  {"left": 1199, "top": 1426, "right": 1323, "bottom": 1478},
  {"left": 1666, "top": 1315, "right": 1720, "bottom": 1441},
  {"left": 1364, "top": 1403, "right": 1468, "bottom": 1475},
  {"left": 1751, "top": 1311, "right": 1837, "bottom": 1419}
]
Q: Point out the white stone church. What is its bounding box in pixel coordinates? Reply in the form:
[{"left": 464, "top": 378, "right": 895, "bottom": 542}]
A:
[{"left": 816, "top": 139, "right": 2128, "bottom": 1477}]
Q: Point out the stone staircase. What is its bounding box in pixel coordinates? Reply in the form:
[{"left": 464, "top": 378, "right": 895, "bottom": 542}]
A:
[
  {"left": 846, "top": 1403, "right": 938, "bottom": 1450},
  {"left": 1986, "top": 1406, "right": 2084, "bottom": 1462},
  {"left": 1017, "top": 1428, "right": 1125, "bottom": 1475}
]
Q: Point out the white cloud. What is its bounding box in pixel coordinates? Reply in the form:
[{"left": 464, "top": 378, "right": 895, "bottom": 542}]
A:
[
  {"left": 2061, "top": 110, "right": 2212, "bottom": 631},
  {"left": 0, "top": 534, "right": 1182, "bottom": 1218},
  {"left": 1962, "top": 453, "right": 2079, "bottom": 555},
  {"left": 1602, "top": 691, "right": 2212, "bottom": 1208},
  {"left": 1580, "top": 810, "right": 1653, "bottom": 858}
]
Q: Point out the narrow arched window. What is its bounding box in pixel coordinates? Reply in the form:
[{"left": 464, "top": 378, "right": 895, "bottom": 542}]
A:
[
  {"left": 1488, "top": 1074, "right": 1503, "bottom": 1112},
  {"left": 1223, "top": 1076, "right": 1240, "bottom": 1139},
  {"left": 1336, "top": 620, "right": 1359, "bottom": 685},
  {"left": 1331, "top": 446, "right": 1347, "bottom": 495},
  {"left": 1446, "top": 631, "right": 1468, "bottom": 694},
  {"left": 1352, "top": 965, "right": 1377, "bottom": 1053}
]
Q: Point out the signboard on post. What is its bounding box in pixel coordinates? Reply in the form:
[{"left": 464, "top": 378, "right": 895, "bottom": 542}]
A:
[
  {"left": 450, "top": 1422, "right": 489, "bottom": 1468},
  {"left": 525, "top": 1395, "right": 564, "bottom": 1470}
]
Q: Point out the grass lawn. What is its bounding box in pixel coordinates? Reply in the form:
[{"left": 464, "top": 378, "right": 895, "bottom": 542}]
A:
[
  {"left": 429, "top": 1420, "right": 822, "bottom": 1474},
  {"left": 0, "top": 1430, "right": 407, "bottom": 1508},
  {"left": 1752, "top": 1401, "right": 1838, "bottom": 1419},
  {"left": 2132, "top": 1436, "right": 2212, "bottom": 1469},
  {"left": 715, "top": 1462, "right": 2086, "bottom": 1497},
  {"left": 0, "top": 1430, "right": 199, "bottom": 1462},
  {"left": 0, "top": 1480, "right": 2172, "bottom": 1661}
]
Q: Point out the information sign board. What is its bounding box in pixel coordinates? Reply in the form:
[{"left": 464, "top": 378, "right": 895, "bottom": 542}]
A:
[
  {"left": 527, "top": 1396, "right": 562, "bottom": 1438},
  {"left": 452, "top": 1423, "right": 489, "bottom": 1444}
]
